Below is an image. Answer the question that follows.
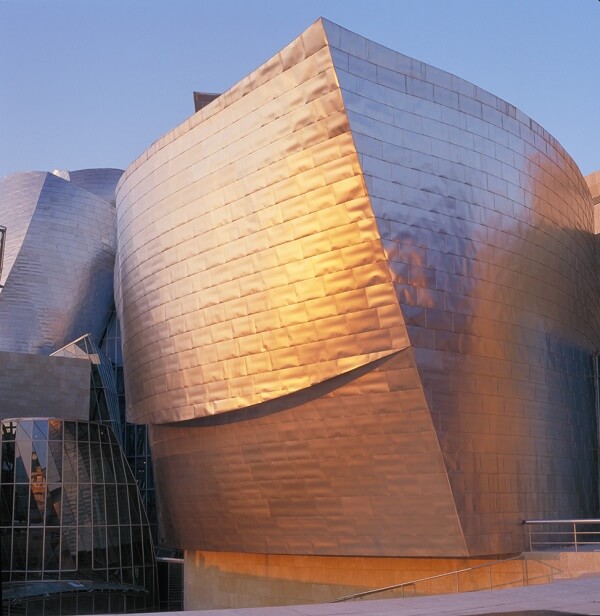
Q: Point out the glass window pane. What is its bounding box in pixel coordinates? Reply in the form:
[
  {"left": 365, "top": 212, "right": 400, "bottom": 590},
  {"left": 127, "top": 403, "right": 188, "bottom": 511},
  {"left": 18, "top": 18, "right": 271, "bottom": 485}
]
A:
[
  {"left": 112, "top": 445, "right": 126, "bottom": 483},
  {"left": 93, "top": 526, "right": 107, "bottom": 569},
  {"left": 31, "top": 439, "right": 47, "bottom": 483},
  {"left": 90, "top": 442, "right": 104, "bottom": 483},
  {"left": 48, "top": 419, "right": 63, "bottom": 441},
  {"left": 14, "top": 438, "right": 32, "bottom": 483},
  {"left": 120, "top": 525, "right": 132, "bottom": 566},
  {"left": 117, "top": 485, "right": 130, "bottom": 525},
  {"left": 60, "top": 526, "right": 77, "bottom": 571},
  {"left": 107, "top": 526, "right": 120, "bottom": 567},
  {"left": 92, "top": 484, "right": 106, "bottom": 526},
  {"left": 1, "top": 421, "right": 16, "bottom": 441},
  {"left": 64, "top": 421, "right": 77, "bottom": 441},
  {"left": 78, "top": 526, "right": 92, "bottom": 570},
  {"left": 44, "top": 528, "right": 61, "bottom": 571},
  {"left": 45, "top": 485, "right": 61, "bottom": 526},
  {"left": 0, "top": 485, "right": 14, "bottom": 525},
  {"left": 0, "top": 527, "right": 12, "bottom": 576},
  {"left": 78, "top": 483, "right": 92, "bottom": 526},
  {"left": 128, "top": 486, "right": 141, "bottom": 523},
  {"left": 78, "top": 442, "right": 91, "bottom": 483},
  {"left": 46, "top": 440, "right": 62, "bottom": 483},
  {"left": 13, "top": 485, "right": 29, "bottom": 526},
  {"left": 17, "top": 420, "right": 32, "bottom": 440},
  {"left": 2, "top": 440, "right": 15, "bottom": 484},
  {"left": 32, "top": 420, "right": 48, "bottom": 440},
  {"left": 131, "top": 525, "right": 143, "bottom": 565},
  {"left": 29, "top": 482, "right": 46, "bottom": 526},
  {"left": 12, "top": 528, "right": 27, "bottom": 571},
  {"left": 105, "top": 485, "right": 118, "bottom": 525},
  {"left": 62, "top": 482, "right": 77, "bottom": 526},
  {"left": 102, "top": 443, "right": 115, "bottom": 483},
  {"left": 62, "top": 438, "right": 78, "bottom": 483},
  {"left": 27, "top": 528, "right": 43, "bottom": 571},
  {"left": 89, "top": 424, "right": 100, "bottom": 443},
  {"left": 77, "top": 422, "right": 89, "bottom": 441}
]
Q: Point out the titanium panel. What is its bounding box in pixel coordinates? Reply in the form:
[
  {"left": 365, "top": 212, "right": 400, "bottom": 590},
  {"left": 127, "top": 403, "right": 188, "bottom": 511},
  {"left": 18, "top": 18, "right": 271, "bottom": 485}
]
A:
[
  {"left": 0, "top": 172, "right": 117, "bottom": 354},
  {"left": 585, "top": 170, "right": 600, "bottom": 233},
  {"left": 324, "top": 19, "right": 600, "bottom": 554},
  {"left": 65, "top": 168, "right": 124, "bottom": 207},
  {"left": 116, "top": 20, "right": 408, "bottom": 423},
  {"left": 116, "top": 18, "right": 600, "bottom": 557},
  {"left": 151, "top": 349, "right": 467, "bottom": 556}
]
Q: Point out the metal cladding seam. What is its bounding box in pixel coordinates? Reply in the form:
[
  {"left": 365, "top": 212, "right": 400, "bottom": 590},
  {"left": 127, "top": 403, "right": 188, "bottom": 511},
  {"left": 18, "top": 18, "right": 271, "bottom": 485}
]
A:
[
  {"left": 116, "top": 18, "right": 599, "bottom": 556},
  {"left": 115, "top": 20, "right": 409, "bottom": 424},
  {"left": 0, "top": 171, "right": 119, "bottom": 354}
]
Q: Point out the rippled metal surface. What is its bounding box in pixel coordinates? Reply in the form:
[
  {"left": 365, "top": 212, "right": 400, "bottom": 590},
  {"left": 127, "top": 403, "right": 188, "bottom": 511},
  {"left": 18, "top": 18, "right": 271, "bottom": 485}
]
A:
[
  {"left": 0, "top": 171, "right": 118, "bottom": 354},
  {"left": 64, "top": 168, "right": 124, "bottom": 206},
  {"left": 326, "top": 20, "right": 600, "bottom": 555},
  {"left": 116, "top": 23, "right": 407, "bottom": 423},
  {"left": 117, "top": 19, "right": 600, "bottom": 556}
]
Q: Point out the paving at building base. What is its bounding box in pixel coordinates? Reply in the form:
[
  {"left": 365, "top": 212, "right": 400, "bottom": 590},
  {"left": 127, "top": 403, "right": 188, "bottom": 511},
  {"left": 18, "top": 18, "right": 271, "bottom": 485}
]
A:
[{"left": 125, "top": 576, "right": 600, "bottom": 616}]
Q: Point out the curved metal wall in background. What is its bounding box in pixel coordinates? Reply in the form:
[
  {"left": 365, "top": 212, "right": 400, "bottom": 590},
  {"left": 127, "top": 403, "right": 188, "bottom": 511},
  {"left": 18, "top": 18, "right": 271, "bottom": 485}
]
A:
[
  {"left": 0, "top": 170, "right": 120, "bottom": 354},
  {"left": 115, "top": 19, "right": 600, "bottom": 556},
  {"left": 61, "top": 168, "right": 124, "bottom": 207}
]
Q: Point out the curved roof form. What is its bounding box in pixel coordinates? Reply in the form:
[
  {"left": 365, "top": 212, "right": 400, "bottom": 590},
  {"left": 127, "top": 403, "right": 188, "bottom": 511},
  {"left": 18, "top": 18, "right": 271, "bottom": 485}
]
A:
[{"left": 61, "top": 168, "right": 124, "bottom": 206}]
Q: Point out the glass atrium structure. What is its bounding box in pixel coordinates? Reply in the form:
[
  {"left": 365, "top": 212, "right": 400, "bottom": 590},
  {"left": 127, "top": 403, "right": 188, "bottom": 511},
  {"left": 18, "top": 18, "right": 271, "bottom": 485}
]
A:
[{"left": 0, "top": 418, "right": 157, "bottom": 611}]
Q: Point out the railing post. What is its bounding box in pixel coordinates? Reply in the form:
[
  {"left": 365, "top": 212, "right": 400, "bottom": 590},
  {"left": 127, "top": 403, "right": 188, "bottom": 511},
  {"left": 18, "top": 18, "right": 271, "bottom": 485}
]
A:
[
  {"left": 456, "top": 571, "right": 459, "bottom": 593},
  {"left": 527, "top": 523, "right": 531, "bottom": 550},
  {"left": 488, "top": 563, "right": 492, "bottom": 590},
  {"left": 574, "top": 522, "right": 578, "bottom": 552}
]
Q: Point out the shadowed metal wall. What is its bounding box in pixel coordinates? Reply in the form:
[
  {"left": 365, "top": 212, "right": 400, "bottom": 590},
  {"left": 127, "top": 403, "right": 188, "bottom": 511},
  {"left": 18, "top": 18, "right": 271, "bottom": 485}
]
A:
[
  {"left": 0, "top": 171, "right": 118, "bottom": 354},
  {"left": 151, "top": 349, "right": 468, "bottom": 556},
  {"left": 116, "top": 19, "right": 599, "bottom": 557},
  {"left": 326, "top": 20, "right": 600, "bottom": 554}
]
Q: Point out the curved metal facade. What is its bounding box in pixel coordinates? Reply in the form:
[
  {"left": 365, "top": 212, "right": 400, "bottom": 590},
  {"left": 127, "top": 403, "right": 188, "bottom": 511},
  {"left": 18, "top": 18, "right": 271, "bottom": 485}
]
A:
[
  {"left": 0, "top": 171, "right": 118, "bottom": 354},
  {"left": 116, "top": 19, "right": 600, "bottom": 556}
]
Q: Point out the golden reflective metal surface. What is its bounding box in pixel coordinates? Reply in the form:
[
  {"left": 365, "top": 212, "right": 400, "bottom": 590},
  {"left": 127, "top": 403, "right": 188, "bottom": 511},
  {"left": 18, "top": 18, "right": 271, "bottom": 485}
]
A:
[
  {"left": 116, "top": 22, "right": 407, "bottom": 423},
  {"left": 116, "top": 19, "right": 600, "bottom": 556}
]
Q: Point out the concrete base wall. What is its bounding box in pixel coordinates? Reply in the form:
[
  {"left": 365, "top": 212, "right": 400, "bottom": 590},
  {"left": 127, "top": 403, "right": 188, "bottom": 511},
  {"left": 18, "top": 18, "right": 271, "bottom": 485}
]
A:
[{"left": 184, "top": 550, "right": 575, "bottom": 609}]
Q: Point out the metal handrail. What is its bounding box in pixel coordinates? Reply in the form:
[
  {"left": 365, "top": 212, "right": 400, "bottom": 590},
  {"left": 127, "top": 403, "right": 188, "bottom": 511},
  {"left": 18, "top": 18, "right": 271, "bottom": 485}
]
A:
[
  {"left": 523, "top": 518, "right": 600, "bottom": 552},
  {"left": 331, "top": 555, "right": 525, "bottom": 602}
]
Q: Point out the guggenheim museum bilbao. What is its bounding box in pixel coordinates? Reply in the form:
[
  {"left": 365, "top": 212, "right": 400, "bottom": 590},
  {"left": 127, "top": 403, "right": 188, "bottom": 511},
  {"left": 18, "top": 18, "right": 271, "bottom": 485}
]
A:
[{"left": 2, "top": 17, "right": 600, "bottom": 610}]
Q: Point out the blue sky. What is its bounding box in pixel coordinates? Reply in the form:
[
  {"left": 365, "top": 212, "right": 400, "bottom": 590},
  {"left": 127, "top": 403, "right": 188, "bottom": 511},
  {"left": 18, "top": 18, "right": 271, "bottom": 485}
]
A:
[{"left": 1, "top": 0, "right": 598, "bottom": 178}]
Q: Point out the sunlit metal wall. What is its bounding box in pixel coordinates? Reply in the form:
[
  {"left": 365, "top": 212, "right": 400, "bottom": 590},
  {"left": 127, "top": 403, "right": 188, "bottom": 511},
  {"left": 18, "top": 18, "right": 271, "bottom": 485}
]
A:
[
  {"left": 0, "top": 171, "right": 118, "bottom": 354},
  {"left": 116, "top": 24, "right": 408, "bottom": 424},
  {"left": 116, "top": 19, "right": 600, "bottom": 556}
]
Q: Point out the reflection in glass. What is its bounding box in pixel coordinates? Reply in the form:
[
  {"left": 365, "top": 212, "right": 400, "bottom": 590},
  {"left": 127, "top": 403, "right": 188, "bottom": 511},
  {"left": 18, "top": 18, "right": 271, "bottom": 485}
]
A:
[{"left": 0, "top": 418, "right": 157, "bottom": 605}]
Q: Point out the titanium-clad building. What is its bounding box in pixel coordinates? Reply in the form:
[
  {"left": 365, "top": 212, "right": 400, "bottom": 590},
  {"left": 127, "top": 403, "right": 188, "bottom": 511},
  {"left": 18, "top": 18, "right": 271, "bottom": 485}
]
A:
[
  {"left": 0, "top": 170, "right": 118, "bottom": 354},
  {"left": 0, "top": 169, "right": 158, "bottom": 614},
  {"left": 115, "top": 15, "right": 600, "bottom": 594}
]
